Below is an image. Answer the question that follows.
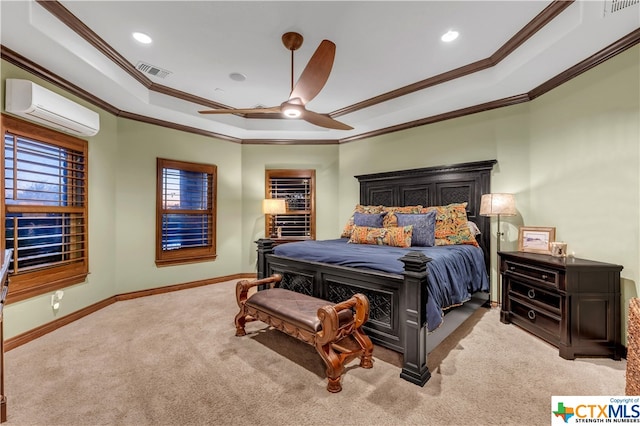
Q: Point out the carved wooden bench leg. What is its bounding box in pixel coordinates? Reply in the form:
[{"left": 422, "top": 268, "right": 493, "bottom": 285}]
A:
[
  {"left": 316, "top": 343, "right": 344, "bottom": 393},
  {"left": 234, "top": 275, "right": 282, "bottom": 337},
  {"left": 355, "top": 329, "right": 374, "bottom": 369},
  {"left": 234, "top": 280, "right": 249, "bottom": 336},
  {"left": 316, "top": 293, "right": 374, "bottom": 392},
  {"left": 234, "top": 308, "right": 248, "bottom": 337}
]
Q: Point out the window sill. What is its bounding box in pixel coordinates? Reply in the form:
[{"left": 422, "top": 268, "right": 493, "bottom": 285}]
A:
[
  {"left": 7, "top": 271, "right": 88, "bottom": 304},
  {"left": 155, "top": 254, "right": 218, "bottom": 267}
]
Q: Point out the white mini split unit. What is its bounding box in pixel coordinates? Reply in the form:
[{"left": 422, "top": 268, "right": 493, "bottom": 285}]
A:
[{"left": 5, "top": 79, "right": 100, "bottom": 137}]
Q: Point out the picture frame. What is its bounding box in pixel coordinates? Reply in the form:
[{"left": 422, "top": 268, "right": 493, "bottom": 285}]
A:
[{"left": 518, "top": 226, "right": 556, "bottom": 254}]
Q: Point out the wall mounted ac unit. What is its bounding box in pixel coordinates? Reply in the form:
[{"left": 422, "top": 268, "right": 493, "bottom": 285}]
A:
[{"left": 5, "top": 79, "right": 100, "bottom": 137}]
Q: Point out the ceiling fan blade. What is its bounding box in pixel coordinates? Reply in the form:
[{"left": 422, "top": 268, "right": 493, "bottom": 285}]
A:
[
  {"left": 289, "top": 40, "right": 336, "bottom": 105},
  {"left": 199, "top": 106, "right": 281, "bottom": 114},
  {"left": 300, "top": 109, "right": 353, "bottom": 130}
]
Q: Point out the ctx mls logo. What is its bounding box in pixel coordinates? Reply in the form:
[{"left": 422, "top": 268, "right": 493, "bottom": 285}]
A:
[{"left": 553, "top": 402, "right": 575, "bottom": 423}]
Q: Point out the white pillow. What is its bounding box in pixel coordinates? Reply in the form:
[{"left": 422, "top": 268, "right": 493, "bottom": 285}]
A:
[{"left": 467, "top": 221, "right": 481, "bottom": 236}]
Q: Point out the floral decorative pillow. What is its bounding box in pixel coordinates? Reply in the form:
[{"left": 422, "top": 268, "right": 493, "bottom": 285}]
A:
[
  {"left": 381, "top": 205, "right": 424, "bottom": 228},
  {"left": 421, "top": 202, "right": 479, "bottom": 247},
  {"left": 340, "top": 205, "right": 384, "bottom": 237},
  {"left": 348, "top": 225, "right": 413, "bottom": 248}
]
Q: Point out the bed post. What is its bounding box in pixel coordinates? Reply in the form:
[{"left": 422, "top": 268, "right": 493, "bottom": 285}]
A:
[
  {"left": 256, "top": 239, "right": 274, "bottom": 280},
  {"left": 398, "top": 251, "right": 431, "bottom": 386}
]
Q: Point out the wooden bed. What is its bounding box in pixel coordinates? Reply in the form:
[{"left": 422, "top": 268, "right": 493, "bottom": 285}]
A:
[{"left": 256, "top": 159, "right": 497, "bottom": 386}]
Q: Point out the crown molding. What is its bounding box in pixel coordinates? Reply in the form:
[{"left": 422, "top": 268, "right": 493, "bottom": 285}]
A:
[{"left": 2, "top": 2, "right": 638, "bottom": 145}]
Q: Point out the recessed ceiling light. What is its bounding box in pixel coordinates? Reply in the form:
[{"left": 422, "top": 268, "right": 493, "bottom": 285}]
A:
[
  {"left": 229, "top": 72, "right": 247, "bottom": 82},
  {"left": 441, "top": 30, "right": 459, "bottom": 42},
  {"left": 133, "top": 32, "right": 152, "bottom": 44}
]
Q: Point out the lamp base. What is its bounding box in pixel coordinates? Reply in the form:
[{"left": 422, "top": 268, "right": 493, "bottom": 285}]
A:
[{"left": 269, "top": 216, "right": 278, "bottom": 239}]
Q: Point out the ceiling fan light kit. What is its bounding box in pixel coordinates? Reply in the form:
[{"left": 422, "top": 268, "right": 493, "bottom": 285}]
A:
[
  {"left": 282, "top": 104, "right": 302, "bottom": 118},
  {"left": 199, "top": 31, "right": 353, "bottom": 130}
]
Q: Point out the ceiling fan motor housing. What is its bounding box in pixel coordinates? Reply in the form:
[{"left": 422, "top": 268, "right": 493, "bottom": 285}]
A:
[{"left": 282, "top": 32, "right": 304, "bottom": 51}]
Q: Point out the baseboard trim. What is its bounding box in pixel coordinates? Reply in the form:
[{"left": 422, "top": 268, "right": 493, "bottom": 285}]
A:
[{"left": 5, "top": 272, "right": 256, "bottom": 351}]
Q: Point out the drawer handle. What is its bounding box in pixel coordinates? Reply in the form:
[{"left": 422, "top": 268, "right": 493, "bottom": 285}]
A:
[
  {"left": 541, "top": 274, "right": 548, "bottom": 280},
  {"left": 527, "top": 310, "right": 536, "bottom": 320},
  {"left": 509, "top": 266, "right": 516, "bottom": 271},
  {"left": 527, "top": 289, "right": 536, "bottom": 299}
]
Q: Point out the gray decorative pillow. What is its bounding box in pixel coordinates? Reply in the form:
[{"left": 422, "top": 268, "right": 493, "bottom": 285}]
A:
[
  {"left": 395, "top": 211, "right": 436, "bottom": 247},
  {"left": 353, "top": 211, "right": 387, "bottom": 228}
]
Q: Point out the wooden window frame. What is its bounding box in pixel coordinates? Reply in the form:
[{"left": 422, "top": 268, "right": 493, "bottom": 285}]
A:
[
  {"left": 1, "top": 114, "right": 89, "bottom": 303},
  {"left": 155, "top": 158, "right": 217, "bottom": 266},
  {"left": 265, "top": 169, "right": 316, "bottom": 242}
]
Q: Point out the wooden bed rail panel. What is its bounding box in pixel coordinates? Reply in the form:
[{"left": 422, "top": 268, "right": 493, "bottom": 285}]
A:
[
  {"left": 263, "top": 250, "right": 404, "bottom": 351},
  {"left": 325, "top": 272, "right": 402, "bottom": 352}
]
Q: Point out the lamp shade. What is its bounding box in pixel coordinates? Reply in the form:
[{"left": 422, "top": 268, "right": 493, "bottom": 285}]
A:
[
  {"left": 479, "top": 193, "right": 516, "bottom": 217},
  {"left": 262, "top": 198, "right": 286, "bottom": 215}
]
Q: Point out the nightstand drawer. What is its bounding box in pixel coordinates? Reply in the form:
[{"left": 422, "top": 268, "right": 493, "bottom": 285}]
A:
[
  {"left": 504, "top": 260, "right": 559, "bottom": 288},
  {"left": 509, "top": 281, "right": 561, "bottom": 314},
  {"left": 510, "top": 299, "right": 560, "bottom": 340}
]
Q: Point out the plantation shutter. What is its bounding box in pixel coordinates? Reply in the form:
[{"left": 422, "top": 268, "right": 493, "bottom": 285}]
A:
[
  {"left": 2, "top": 113, "right": 89, "bottom": 302},
  {"left": 265, "top": 169, "right": 315, "bottom": 240},
  {"left": 161, "top": 168, "right": 211, "bottom": 250},
  {"left": 4, "top": 133, "right": 87, "bottom": 274},
  {"left": 156, "top": 158, "right": 217, "bottom": 266}
]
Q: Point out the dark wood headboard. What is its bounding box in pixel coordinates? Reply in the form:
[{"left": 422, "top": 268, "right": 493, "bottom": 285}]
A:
[{"left": 355, "top": 159, "right": 497, "bottom": 272}]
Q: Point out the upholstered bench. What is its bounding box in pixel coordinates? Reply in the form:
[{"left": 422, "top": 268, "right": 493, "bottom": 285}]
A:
[{"left": 234, "top": 274, "right": 374, "bottom": 393}]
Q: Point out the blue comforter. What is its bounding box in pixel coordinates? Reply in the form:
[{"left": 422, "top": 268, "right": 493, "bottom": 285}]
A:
[{"left": 273, "top": 238, "right": 489, "bottom": 331}]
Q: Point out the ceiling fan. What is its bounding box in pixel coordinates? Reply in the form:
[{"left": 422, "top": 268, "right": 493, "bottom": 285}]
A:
[{"left": 198, "top": 32, "right": 353, "bottom": 130}]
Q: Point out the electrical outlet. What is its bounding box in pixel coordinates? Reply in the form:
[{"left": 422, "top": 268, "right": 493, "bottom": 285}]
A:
[{"left": 51, "top": 290, "right": 64, "bottom": 310}]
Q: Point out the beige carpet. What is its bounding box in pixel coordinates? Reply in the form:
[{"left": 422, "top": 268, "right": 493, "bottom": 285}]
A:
[{"left": 4, "top": 279, "right": 626, "bottom": 426}]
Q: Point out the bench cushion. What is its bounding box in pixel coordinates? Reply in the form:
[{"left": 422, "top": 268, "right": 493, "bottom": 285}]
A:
[{"left": 245, "top": 288, "right": 352, "bottom": 333}]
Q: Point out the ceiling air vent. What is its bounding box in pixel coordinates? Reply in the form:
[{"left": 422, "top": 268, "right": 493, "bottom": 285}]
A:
[
  {"left": 135, "top": 62, "right": 172, "bottom": 79},
  {"left": 603, "top": 0, "right": 639, "bottom": 15}
]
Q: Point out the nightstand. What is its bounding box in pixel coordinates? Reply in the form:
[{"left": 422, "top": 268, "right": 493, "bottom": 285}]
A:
[{"left": 499, "top": 251, "right": 623, "bottom": 360}]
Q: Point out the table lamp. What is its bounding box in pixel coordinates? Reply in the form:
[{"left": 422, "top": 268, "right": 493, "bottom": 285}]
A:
[{"left": 263, "top": 198, "right": 286, "bottom": 238}]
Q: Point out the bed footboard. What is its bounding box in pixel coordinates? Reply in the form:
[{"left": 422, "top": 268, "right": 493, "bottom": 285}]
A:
[{"left": 256, "top": 238, "right": 431, "bottom": 386}]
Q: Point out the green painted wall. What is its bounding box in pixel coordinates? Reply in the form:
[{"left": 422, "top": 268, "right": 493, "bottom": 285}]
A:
[
  {"left": 527, "top": 46, "right": 640, "bottom": 334},
  {"left": 1, "top": 61, "right": 119, "bottom": 338},
  {"left": 114, "top": 118, "right": 243, "bottom": 294},
  {"left": 1, "top": 44, "right": 638, "bottom": 344}
]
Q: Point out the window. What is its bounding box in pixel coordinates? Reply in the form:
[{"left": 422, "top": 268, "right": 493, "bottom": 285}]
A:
[
  {"left": 156, "top": 158, "right": 217, "bottom": 266},
  {"left": 265, "top": 169, "right": 315, "bottom": 241},
  {"left": 1, "top": 114, "right": 88, "bottom": 302}
]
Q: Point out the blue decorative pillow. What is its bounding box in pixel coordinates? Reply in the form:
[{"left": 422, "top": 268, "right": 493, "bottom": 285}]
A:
[
  {"left": 395, "top": 211, "right": 436, "bottom": 247},
  {"left": 353, "top": 211, "right": 388, "bottom": 228}
]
